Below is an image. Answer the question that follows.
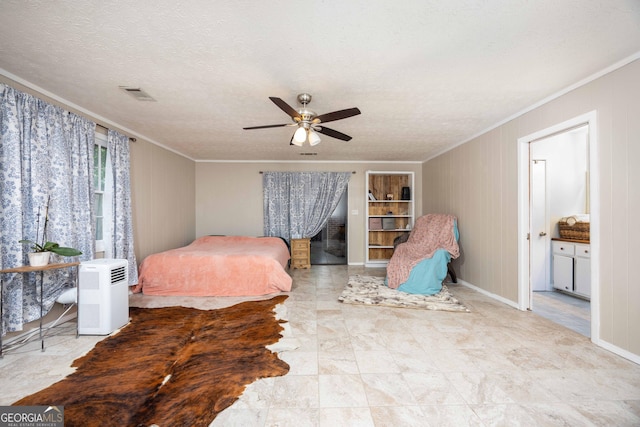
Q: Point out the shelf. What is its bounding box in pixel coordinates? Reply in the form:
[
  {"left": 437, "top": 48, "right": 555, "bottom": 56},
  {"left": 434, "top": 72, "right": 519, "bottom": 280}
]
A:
[
  {"left": 0, "top": 261, "right": 80, "bottom": 274},
  {"left": 366, "top": 171, "right": 415, "bottom": 264}
]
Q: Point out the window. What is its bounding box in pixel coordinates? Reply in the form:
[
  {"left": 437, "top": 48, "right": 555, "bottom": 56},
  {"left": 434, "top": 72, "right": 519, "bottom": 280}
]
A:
[{"left": 94, "top": 133, "right": 112, "bottom": 256}]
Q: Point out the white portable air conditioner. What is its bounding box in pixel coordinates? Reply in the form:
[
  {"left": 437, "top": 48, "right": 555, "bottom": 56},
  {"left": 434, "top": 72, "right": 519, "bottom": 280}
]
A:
[{"left": 78, "top": 259, "right": 129, "bottom": 335}]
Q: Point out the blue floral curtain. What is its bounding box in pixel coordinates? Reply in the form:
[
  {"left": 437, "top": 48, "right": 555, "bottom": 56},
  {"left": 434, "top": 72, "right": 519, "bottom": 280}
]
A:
[
  {"left": 263, "top": 172, "right": 351, "bottom": 241},
  {"left": 107, "top": 130, "right": 138, "bottom": 285},
  {"left": 0, "top": 83, "right": 95, "bottom": 336}
]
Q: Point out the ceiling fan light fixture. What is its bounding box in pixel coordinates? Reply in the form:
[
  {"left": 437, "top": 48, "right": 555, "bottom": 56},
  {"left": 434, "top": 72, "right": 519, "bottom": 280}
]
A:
[
  {"left": 293, "top": 126, "right": 307, "bottom": 144},
  {"left": 243, "top": 94, "right": 360, "bottom": 145},
  {"left": 308, "top": 130, "right": 321, "bottom": 146}
]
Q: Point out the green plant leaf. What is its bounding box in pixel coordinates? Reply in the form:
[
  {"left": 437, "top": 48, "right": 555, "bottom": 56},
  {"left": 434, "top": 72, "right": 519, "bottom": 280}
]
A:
[
  {"left": 42, "top": 241, "right": 60, "bottom": 251},
  {"left": 50, "top": 246, "right": 82, "bottom": 256},
  {"left": 19, "top": 239, "right": 45, "bottom": 252},
  {"left": 19, "top": 239, "right": 81, "bottom": 256}
]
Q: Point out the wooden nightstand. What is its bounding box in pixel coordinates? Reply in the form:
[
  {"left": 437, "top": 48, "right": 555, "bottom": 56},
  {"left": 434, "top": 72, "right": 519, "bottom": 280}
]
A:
[{"left": 290, "top": 238, "right": 311, "bottom": 269}]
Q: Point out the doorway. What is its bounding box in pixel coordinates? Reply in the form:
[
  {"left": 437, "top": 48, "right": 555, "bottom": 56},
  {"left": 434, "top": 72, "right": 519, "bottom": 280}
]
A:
[
  {"left": 517, "top": 111, "right": 599, "bottom": 342},
  {"left": 529, "top": 126, "right": 590, "bottom": 337},
  {"left": 310, "top": 189, "right": 348, "bottom": 265}
]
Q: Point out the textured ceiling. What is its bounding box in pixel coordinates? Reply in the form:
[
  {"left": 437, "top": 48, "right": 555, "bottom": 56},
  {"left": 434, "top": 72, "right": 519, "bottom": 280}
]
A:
[{"left": 1, "top": 0, "right": 639, "bottom": 162}]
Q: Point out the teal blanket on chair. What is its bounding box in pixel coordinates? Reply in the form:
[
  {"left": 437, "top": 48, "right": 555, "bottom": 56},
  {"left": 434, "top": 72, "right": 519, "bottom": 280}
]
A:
[
  {"left": 397, "top": 249, "right": 451, "bottom": 295},
  {"left": 390, "top": 219, "right": 459, "bottom": 295}
]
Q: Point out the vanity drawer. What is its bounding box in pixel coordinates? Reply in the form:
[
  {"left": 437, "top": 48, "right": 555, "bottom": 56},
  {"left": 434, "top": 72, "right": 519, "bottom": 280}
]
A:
[
  {"left": 552, "top": 241, "right": 575, "bottom": 256},
  {"left": 575, "top": 243, "right": 590, "bottom": 258}
]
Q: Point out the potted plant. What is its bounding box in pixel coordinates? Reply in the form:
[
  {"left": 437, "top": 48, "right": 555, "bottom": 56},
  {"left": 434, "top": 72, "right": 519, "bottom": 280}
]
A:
[
  {"left": 19, "top": 201, "right": 82, "bottom": 266},
  {"left": 19, "top": 239, "right": 82, "bottom": 266}
]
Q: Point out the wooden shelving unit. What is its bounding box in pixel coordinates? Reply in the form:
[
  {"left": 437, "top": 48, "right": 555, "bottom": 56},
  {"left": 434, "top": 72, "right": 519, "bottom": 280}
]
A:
[{"left": 365, "top": 171, "right": 414, "bottom": 267}]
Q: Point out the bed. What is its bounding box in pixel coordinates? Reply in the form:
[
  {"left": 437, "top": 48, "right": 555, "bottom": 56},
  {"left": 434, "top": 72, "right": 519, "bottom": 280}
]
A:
[{"left": 132, "top": 236, "right": 292, "bottom": 296}]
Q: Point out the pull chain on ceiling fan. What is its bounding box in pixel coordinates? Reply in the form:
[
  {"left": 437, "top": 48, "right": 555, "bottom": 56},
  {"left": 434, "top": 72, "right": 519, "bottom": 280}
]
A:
[{"left": 243, "top": 93, "right": 361, "bottom": 146}]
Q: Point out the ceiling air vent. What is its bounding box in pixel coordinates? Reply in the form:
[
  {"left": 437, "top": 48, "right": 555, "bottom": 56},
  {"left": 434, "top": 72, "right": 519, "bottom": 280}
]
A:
[{"left": 119, "top": 86, "right": 156, "bottom": 102}]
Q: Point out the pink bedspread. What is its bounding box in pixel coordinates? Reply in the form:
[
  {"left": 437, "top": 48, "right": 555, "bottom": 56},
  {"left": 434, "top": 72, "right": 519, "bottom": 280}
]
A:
[
  {"left": 133, "top": 236, "right": 292, "bottom": 296},
  {"left": 386, "top": 214, "right": 460, "bottom": 289}
]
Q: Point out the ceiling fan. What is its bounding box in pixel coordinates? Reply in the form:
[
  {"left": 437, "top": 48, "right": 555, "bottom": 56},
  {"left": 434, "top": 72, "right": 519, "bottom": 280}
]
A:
[{"left": 243, "top": 93, "right": 361, "bottom": 146}]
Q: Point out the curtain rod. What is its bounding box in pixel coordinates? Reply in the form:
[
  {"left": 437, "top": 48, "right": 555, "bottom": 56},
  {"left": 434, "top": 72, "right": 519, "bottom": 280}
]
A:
[
  {"left": 259, "top": 171, "right": 356, "bottom": 174},
  {"left": 96, "top": 123, "right": 137, "bottom": 142}
]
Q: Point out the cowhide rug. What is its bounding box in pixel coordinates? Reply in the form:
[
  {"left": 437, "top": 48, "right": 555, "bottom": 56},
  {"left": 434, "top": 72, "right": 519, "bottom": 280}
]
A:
[
  {"left": 339, "top": 275, "right": 469, "bottom": 312},
  {"left": 14, "top": 295, "right": 290, "bottom": 427}
]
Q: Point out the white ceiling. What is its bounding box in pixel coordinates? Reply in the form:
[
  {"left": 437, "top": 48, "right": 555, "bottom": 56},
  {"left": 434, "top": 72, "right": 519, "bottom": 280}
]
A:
[{"left": 1, "top": 1, "right": 639, "bottom": 162}]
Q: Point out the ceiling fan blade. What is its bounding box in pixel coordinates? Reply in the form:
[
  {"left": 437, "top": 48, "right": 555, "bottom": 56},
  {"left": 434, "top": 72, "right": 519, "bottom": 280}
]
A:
[
  {"left": 269, "top": 97, "right": 302, "bottom": 120},
  {"left": 315, "top": 126, "right": 352, "bottom": 141},
  {"left": 243, "top": 124, "right": 290, "bottom": 130},
  {"left": 315, "top": 107, "right": 361, "bottom": 124}
]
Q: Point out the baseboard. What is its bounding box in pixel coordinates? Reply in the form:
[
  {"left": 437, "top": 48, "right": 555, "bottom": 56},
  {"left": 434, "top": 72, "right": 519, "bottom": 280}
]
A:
[
  {"left": 594, "top": 338, "right": 640, "bottom": 365},
  {"left": 364, "top": 262, "right": 388, "bottom": 268},
  {"left": 456, "top": 279, "right": 520, "bottom": 309}
]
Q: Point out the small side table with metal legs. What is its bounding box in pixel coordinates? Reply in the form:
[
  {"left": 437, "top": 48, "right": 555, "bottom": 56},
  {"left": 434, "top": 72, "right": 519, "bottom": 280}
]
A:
[{"left": 0, "top": 262, "right": 80, "bottom": 358}]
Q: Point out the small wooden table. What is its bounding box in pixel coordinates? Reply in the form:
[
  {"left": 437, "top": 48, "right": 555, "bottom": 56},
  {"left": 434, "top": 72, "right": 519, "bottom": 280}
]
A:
[{"left": 0, "top": 262, "right": 80, "bottom": 358}]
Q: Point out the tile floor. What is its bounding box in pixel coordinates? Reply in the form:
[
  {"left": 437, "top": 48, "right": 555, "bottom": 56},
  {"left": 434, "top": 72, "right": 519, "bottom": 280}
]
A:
[
  {"left": 532, "top": 290, "right": 591, "bottom": 337},
  {"left": 1, "top": 265, "right": 639, "bottom": 426}
]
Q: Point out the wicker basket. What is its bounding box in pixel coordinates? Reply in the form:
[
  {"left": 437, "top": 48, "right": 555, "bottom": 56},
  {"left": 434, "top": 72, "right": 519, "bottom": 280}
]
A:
[{"left": 558, "top": 220, "right": 590, "bottom": 241}]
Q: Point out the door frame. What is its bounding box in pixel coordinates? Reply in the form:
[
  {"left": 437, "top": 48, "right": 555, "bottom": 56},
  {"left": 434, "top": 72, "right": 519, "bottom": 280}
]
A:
[{"left": 517, "top": 111, "right": 599, "bottom": 343}]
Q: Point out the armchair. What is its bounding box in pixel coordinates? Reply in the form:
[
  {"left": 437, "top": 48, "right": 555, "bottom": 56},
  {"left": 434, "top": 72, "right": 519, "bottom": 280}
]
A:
[{"left": 386, "top": 214, "right": 459, "bottom": 295}]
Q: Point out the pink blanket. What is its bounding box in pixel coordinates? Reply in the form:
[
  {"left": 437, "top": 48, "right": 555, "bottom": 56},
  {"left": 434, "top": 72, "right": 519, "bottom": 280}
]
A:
[
  {"left": 386, "top": 214, "right": 460, "bottom": 289},
  {"left": 133, "top": 236, "right": 292, "bottom": 296}
]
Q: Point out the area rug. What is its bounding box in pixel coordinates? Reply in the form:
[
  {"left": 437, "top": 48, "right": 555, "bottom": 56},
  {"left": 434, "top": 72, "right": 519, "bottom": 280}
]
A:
[
  {"left": 14, "top": 295, "right": 290, "bottom": 427},
  {"left": 339, "top": 275, "right": 469, "bottom": 312}
]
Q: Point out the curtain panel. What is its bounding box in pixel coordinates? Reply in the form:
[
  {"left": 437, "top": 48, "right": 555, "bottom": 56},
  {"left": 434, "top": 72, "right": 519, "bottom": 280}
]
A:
[
  {"left": 107, "top": 130, "right": 138, "bottom": 285},
  {"left": 0, "top": 83, "right": 95, "bottom": 335},
  {"left": 263, "top": 172, "right": 351, "bottom": 241}
]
